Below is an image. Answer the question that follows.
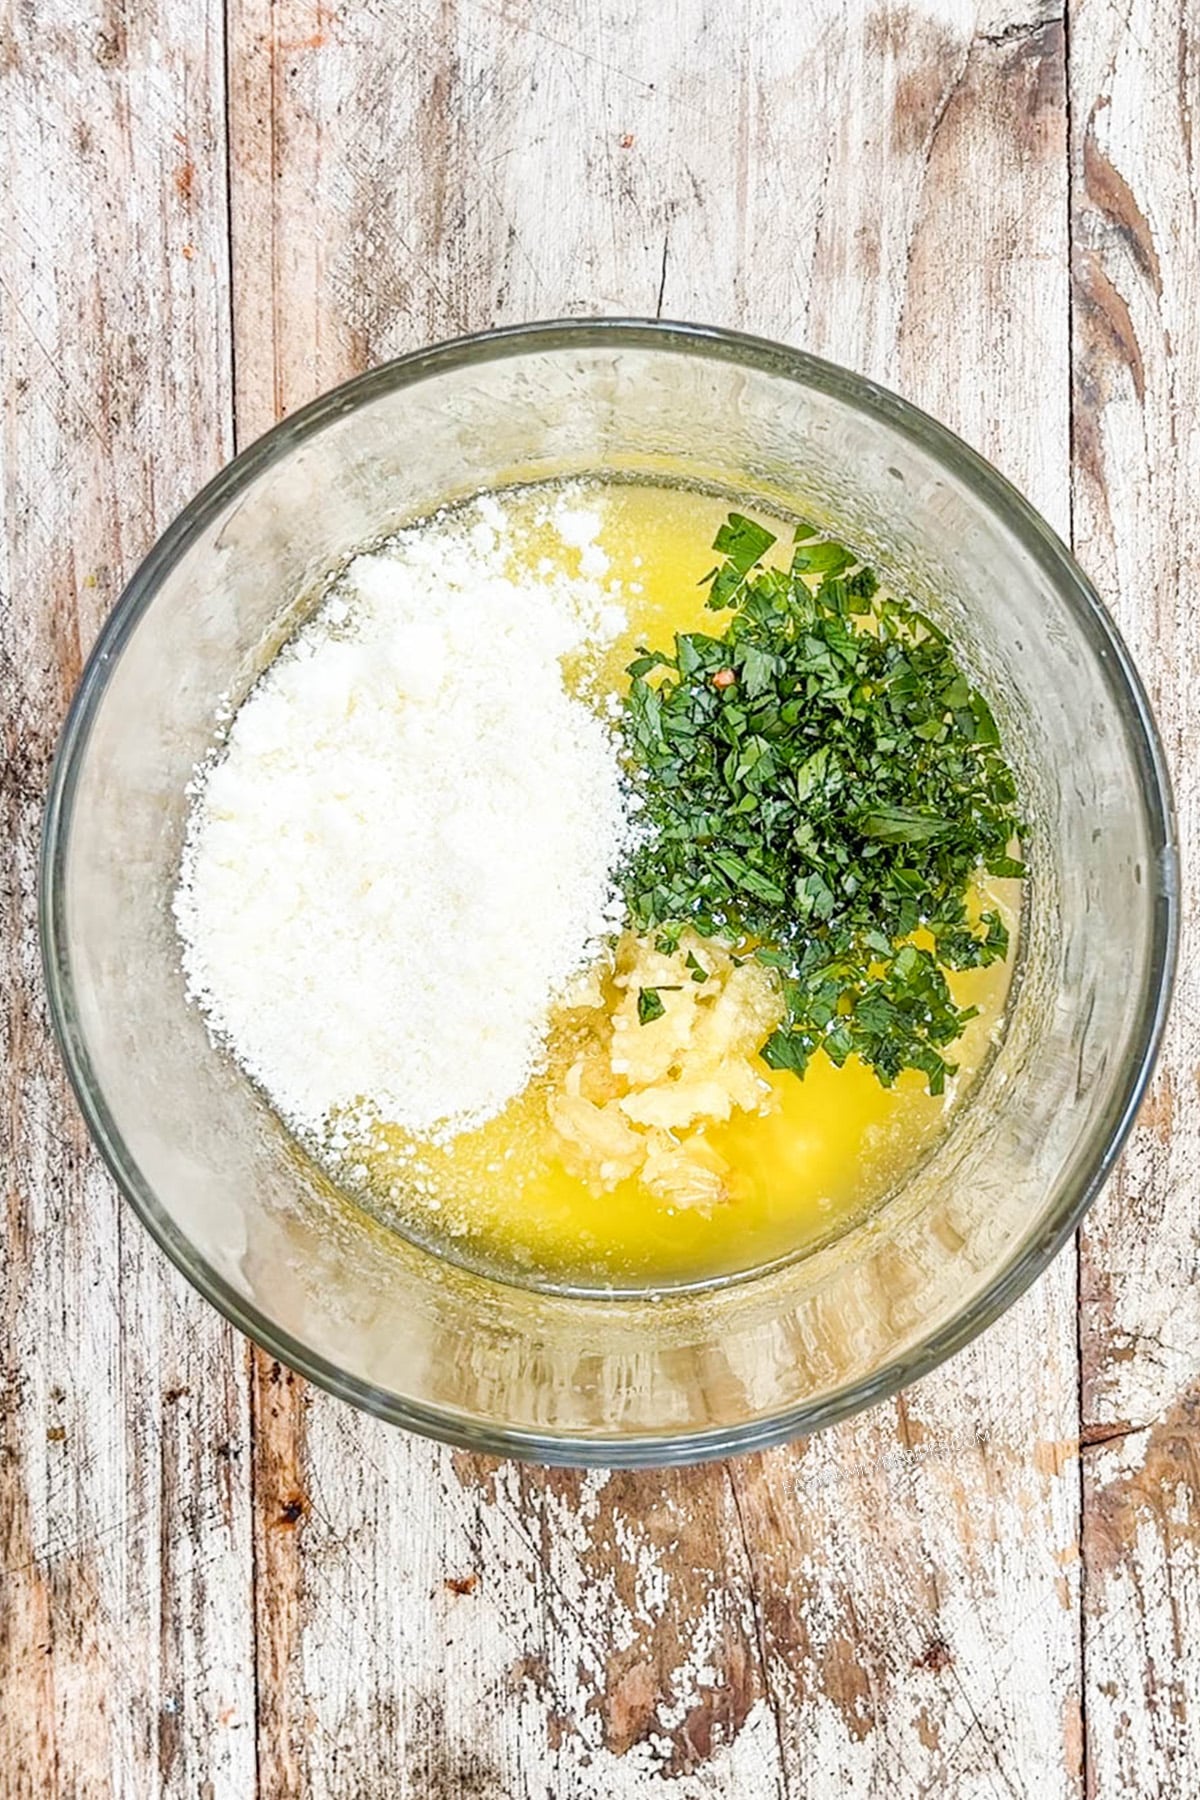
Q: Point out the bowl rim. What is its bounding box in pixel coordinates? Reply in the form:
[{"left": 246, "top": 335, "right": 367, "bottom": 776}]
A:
[{"left": 39, "top": 316, "right": 1180, "bottom": 1467}]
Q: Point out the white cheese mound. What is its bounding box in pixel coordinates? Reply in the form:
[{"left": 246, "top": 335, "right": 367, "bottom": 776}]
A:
[{"left": 174, "top": 493, "right": 635, "bottom": 1142}]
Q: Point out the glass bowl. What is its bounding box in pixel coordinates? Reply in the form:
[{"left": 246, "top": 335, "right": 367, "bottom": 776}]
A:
[{"left": 41, "top": 320, "right": 1178, "bottom": 1466}]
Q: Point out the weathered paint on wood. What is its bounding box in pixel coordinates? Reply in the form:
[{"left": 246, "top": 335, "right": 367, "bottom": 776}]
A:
[
  {"left": 0, "top": 5, "right": 256, "bottom": 1798},
  {"left": 1071, "top": 0, "right": 1200, "bottom": 1791},
  {"left": 1, "top": 0, "right": 1195, "bottom": 1795}
]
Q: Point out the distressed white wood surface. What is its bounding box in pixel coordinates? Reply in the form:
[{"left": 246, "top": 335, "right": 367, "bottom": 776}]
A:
[
  {"left": 1, "top": 0, "right": 1195, "bottom": 1796},
  {"left": 0, "top": 5, "right": 256, "bottom": 1798},
  {"left": 1071, "top": 0, "right": 1200, "bottom": 1791}
]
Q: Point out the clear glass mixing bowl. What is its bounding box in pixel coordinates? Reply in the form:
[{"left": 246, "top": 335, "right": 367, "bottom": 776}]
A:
[{"left": 41, "top": 321, "right": 1178, "bottom": 1465}]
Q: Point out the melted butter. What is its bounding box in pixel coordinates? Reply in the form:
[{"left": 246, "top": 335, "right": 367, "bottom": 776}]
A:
[{"left": 350, "top": 480, "right": 1019, "bottom": 1291}]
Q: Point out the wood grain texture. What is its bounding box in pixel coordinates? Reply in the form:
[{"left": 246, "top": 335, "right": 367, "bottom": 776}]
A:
[
  {"left": 0, "top": 5, "right": 256, "bottom": 1797},
  {"left": 4, "top": 0, "right": 1196, "bottom": 1794},
  {"left": 227, "top": 4, "right": 1081, "bottom": 1796},
  {"left": 1070, "top": 0, "right": 1200, "bottom": 1792}
]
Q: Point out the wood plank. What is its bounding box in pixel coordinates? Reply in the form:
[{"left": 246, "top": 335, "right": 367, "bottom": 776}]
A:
[
  {"left": 228, "top": 3, "right": 1082, "bottom": 1796},
  {"left": 1069, "top": 0, "right": 1200, "bottom": 1790},
  {"left": 0, "top": 7, "right": 256, "bottom": 1796}
]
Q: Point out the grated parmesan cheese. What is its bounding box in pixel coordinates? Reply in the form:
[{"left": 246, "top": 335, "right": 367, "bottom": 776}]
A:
[{"left": 174, "top": 491, "right": 636, "bottom": 1143}]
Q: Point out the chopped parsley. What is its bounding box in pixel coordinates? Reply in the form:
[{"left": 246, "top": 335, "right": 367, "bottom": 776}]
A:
[
  {"left": 637, "top": 985, "right": 680, "bottom": 1024},
  {"left": 619, "top": 516, "right": 1024, "bottom": 1093}
]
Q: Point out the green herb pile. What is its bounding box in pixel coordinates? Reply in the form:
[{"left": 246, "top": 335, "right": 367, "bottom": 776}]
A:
[{"left": 619, "top": 514, "right": 1025, "bottom": 1094}]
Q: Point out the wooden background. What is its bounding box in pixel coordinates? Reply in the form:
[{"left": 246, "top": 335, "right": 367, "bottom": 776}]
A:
[{"left": 2, "top": 1, "right": 1198, "bottom": 1794}]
